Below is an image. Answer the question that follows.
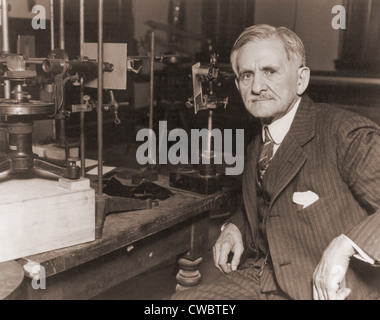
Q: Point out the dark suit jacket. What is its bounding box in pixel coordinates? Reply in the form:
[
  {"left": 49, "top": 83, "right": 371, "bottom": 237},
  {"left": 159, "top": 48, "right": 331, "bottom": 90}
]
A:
[{"left": 229, "top": 97, "right": 380, "bottom": 300}]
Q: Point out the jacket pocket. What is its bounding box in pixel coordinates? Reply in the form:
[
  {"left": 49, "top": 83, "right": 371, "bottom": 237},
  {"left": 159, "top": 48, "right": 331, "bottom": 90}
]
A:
[{"left": 296, "top": 194, "right": 333, "bottom": 216}]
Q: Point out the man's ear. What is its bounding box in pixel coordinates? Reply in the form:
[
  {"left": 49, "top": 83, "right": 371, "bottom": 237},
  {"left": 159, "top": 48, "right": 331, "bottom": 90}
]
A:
[{"left": 297, "top": 66, "right": 310, "bottom": 95}]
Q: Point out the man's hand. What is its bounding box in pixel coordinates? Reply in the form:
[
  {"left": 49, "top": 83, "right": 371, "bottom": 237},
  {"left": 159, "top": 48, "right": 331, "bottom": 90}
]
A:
[
  {"left": 213, "top": 223, "right": 244, "bottom": 274},
  {"left": 313, "top": 234, "right": 355, "bottom": 300}
]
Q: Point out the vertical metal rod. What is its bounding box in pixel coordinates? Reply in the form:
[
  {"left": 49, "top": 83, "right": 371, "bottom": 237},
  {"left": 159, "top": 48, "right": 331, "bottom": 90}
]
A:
[
  {"left": 50, "top": 0, "right": 55, "bottom": 50},
  {"left": 361, "top": 0, "right": 372, "bottom": 59},
  {"left": 59, "top": 0, "right": 65, "bottom": 50},
  {"left": 215, "top": 0, "right": 221, "bottom": 48},
  {"left": 80, "top": 79, "right": 86, "bottom": 177},
  {"left": 80, "top": 0, "right": 85, "bottom": 57},
  {"left": 97, "top": 0, "right": 104, "bottom": 195},
  {"left": 149, "top": 31, "right": 154, "bottom": 131},
  {"left": 1, "top": 0, "right": 10, "bottom": 99},
  {"left": 79, "top": 0, "right": 86, "bottom": 177},
  {"left": 57, "top": 0, "right": 66, "bottom": 146},
  {"left": 207, "top": 110, "right": 212, "bottom": 154},
  {"left": 149, "top": 31, "right": 155, "bottom": 162},
  {"left": 1, "top": 0, "right": 10, "bottom": 53},
  {"left": 50, "top": 0, "right": 56, "bottom": 140}
]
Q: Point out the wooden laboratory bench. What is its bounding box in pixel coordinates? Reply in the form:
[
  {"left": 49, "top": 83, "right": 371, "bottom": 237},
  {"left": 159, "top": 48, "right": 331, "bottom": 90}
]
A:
[{"left": 14, "top": 169, "right": 236, "bottom": 300}]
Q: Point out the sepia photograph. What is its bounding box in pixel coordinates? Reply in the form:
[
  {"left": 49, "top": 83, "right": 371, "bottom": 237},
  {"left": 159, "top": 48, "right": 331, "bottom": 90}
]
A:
[{"left": 0, "top": 0, "right": 378, "bottom": 309}]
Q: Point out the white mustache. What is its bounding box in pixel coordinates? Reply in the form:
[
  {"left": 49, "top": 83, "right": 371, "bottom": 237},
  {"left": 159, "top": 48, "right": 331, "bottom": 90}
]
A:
[{"left": 250, "top": 96, "right": 273, "bottom": 102}]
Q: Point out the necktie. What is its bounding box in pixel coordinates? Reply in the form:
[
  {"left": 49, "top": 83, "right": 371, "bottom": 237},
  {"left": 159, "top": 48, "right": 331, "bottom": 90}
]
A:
[{"left": 258, "top": 126, "right": 274, "bottom": 181}]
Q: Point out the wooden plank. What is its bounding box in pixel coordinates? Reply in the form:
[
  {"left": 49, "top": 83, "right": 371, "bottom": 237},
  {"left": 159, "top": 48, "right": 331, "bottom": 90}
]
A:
[{"left": 22, "top": 219, "right": 193, "bottom": 300}]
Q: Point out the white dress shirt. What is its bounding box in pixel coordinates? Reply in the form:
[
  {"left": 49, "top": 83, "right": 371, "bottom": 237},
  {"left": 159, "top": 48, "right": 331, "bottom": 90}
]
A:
[{"left": 263, "top": 97, "right": 301, "bottom": 156}]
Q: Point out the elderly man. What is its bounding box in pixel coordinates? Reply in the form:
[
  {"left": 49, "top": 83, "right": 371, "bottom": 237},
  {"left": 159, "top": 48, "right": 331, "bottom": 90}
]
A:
[{"left": 173, "top": 24, "right": 380, "bottom": 300}]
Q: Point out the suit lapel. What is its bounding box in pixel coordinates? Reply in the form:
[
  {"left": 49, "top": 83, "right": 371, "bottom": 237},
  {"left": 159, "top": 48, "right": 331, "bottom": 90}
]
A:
[{"left": 269, "top": 98, "right": 317, "bottom": 209}]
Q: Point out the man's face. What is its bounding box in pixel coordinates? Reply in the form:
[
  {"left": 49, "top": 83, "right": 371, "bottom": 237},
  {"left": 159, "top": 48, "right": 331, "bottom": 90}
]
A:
[{"left": 234, "top": 38, "right": 301, "bottom": 123}]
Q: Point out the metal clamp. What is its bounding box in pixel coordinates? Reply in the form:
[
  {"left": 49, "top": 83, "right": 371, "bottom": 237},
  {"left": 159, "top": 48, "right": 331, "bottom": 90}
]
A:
[
  {"left": 71, "top": 95, "right": 94, "bottom": 113},
  {"left": 127, "top": 58, "right": 142, "bottom": 74}
]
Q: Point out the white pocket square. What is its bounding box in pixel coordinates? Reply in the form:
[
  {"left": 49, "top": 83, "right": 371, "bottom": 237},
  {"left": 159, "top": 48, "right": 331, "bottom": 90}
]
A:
[{"left": 293, "top": 191, "right": 319, "bottom": 209}]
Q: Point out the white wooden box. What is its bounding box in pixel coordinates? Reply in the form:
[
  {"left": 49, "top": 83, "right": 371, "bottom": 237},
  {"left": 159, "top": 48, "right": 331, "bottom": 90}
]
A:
[{"left": 0, "top": 176, "right": 95, "bottom": 263}]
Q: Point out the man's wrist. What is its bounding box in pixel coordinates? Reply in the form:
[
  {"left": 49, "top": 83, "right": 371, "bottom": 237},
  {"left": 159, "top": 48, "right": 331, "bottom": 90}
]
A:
[
  {"left": 220, "top": 222, "right": 230, "bottom": 232},
  {"left": 220, "top": 222, "right": 238, "bottom": 232}
]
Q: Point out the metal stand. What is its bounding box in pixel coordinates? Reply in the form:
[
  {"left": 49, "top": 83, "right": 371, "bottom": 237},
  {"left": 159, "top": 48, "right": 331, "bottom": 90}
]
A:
[
  {"left": 0, "top": 121, "right": 79, "bottom": 179},
  {"left": 0, "top": 73, "right": 80, "bottom": 179},
  {"left": 169, "top": 55, "right": 228, "bottom": 195}
]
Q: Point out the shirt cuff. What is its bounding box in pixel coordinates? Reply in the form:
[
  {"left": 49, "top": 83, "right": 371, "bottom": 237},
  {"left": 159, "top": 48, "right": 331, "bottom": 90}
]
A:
[
  {"left": 342, "top": 234, "right": 375, "bottom": 264},
  {"left": 220, "top": 222, "right": 229, "bottom": 232}
]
